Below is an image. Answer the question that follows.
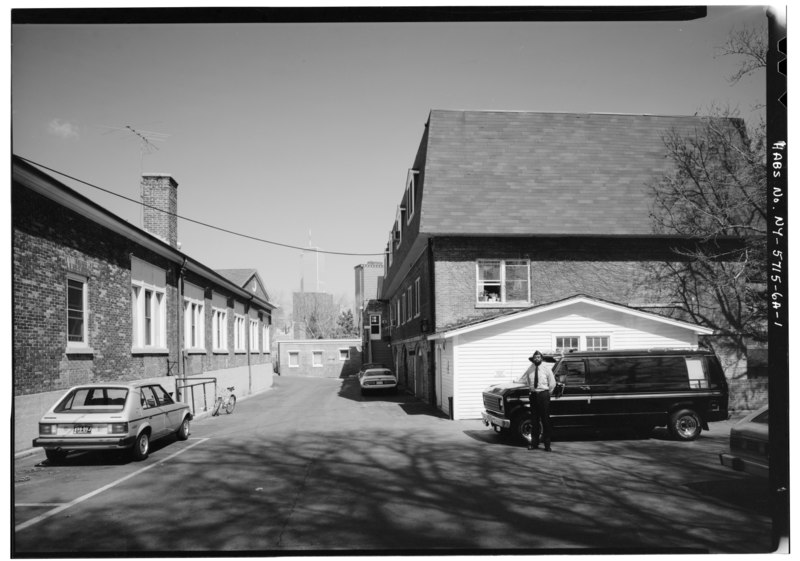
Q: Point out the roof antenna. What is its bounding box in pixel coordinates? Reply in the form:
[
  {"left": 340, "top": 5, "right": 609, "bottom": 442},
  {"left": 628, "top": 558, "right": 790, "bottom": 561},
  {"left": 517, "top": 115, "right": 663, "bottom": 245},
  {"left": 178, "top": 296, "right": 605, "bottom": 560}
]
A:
[{"left": 99, "top": 123, "right": 170, "bottom": 226}]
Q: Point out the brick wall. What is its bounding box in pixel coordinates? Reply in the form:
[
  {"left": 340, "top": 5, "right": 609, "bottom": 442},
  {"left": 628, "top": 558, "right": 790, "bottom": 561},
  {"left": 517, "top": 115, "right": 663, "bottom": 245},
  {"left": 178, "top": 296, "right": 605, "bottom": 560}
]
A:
[
  {"left": 13, "top": 187, "right": 180, "bottom": 395},
  {"left": 13, "top": 183, "right": 272, "bottom": 397},
  {"left": 432, "top": 236, "right": 688, "bottom": 331}
]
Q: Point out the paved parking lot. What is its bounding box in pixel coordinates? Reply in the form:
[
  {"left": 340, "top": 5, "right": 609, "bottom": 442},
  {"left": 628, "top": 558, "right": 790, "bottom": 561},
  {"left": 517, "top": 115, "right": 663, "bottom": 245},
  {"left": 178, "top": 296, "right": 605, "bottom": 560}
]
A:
[{"left": 14, "top": 375, "right": 777, "bottom": 554}]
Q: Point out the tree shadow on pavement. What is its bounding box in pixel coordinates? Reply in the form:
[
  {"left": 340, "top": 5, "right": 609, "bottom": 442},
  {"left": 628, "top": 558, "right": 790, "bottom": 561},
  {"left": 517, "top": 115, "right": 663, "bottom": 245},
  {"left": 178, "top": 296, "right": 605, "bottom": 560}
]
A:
[{"left": 15, "top": 422, "right": 775, "bottom": 556}]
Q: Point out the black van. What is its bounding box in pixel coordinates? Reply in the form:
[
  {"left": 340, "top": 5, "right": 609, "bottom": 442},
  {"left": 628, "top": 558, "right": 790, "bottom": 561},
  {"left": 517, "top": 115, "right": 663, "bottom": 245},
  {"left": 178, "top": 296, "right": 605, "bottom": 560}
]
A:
[{"left": 481, "top": 348, "right": 729, "bottom": 442}]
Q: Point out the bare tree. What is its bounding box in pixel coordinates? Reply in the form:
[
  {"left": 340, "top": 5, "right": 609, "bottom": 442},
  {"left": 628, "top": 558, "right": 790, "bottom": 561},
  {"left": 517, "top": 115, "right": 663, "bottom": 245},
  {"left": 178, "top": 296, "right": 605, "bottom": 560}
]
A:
[{"left": 717, "top": 25, "right": 768, "bottom": 85}]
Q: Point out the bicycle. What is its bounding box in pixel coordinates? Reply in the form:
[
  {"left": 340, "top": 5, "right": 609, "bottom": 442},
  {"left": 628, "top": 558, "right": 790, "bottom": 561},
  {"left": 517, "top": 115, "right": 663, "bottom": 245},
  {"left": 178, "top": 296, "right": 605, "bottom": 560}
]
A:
[{"left": 211, "top": 385, "right": 236, "bottom": 416}]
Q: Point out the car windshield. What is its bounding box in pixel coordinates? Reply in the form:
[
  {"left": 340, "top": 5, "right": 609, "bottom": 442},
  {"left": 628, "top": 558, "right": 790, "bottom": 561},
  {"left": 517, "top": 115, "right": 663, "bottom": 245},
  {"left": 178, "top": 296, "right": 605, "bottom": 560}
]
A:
[
  {"left": 55, "top": 388, "right": 129, "bottom": 412},
  {"left": 364, "top": 370, "right": 393, "bottom": 378}
]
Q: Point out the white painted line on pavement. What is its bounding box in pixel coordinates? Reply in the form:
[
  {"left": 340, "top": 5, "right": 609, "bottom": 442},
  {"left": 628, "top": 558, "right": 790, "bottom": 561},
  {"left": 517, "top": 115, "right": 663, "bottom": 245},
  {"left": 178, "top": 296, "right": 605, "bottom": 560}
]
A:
[{"left": 14, "top": 438, "right": 208, "bottom": 533}]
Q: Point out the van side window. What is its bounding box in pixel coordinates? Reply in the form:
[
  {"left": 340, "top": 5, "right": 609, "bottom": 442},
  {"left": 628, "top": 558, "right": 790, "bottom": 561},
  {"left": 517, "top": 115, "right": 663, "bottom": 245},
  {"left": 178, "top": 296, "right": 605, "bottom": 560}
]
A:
[
  {"left": 587, "top": 357, "right": 632, "bottom": 392},
  {"left": 587, "top": 356, "right": 690, "bottom": 392},
  {"left": 632, "top": 356, "right": 688, "bottom": 391},
  {"left": 557, "top": 360, "right": 586, "bottom": 385}
]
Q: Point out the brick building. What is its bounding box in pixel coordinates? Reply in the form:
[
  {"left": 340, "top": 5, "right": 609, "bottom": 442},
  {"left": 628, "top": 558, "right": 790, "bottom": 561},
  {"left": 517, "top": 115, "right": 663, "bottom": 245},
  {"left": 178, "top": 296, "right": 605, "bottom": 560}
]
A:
[
  {"left": 377, "top": 110, "right": 764, "bottom": 418},
  {"left": 12, "top": 156, "right": 277, "bottom": 451}
]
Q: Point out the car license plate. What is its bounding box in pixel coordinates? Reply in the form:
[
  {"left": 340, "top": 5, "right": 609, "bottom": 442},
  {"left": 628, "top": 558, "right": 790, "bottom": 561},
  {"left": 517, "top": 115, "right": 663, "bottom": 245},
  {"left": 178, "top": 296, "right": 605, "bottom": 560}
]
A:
[{"left": 74, "top": 425, "right": 92, "bottom": 434}]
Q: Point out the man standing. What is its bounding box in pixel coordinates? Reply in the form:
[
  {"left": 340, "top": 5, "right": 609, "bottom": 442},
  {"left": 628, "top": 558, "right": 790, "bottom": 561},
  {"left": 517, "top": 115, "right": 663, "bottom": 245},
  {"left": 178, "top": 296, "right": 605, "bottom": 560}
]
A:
[{"left": 517, "top": 350, "right": 556, "bottom": 451}]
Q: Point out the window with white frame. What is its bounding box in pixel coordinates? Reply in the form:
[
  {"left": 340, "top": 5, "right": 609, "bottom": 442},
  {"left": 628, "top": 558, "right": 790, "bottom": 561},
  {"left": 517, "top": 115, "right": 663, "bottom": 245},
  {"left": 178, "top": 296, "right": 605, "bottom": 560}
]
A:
[
  {"left": 339, "top": 348, "right": 350, "bottom": 360},
  {"left": 288, "top": 351, "right": 300, "bottom": 367},
  {"left": 184, "top": 300, "right": 205, "bottom": 350},
  {"left": 234, "top": 314, "right": 246, "bottom": 352},
  {"left": 555, "top": 336, "right": 580, "bottom": 353},
  {"left": 212, "top": 308, "right": 228, "bottom": 351},
  {"left": 407, "top": 286, "right": 413, "bottom": 322},
  {"left": 67, "top": 275, "right": 89, "bottom": 348},
  {"left": 401, "top": 292, "right": 407, "bottom": 324},
  {"left": 312, "top": 351, "right": 324, "bottom": 367},
  {"left": 249, "top": 318, "right": 259, "bottom": 351},
  {"left": 414, "top": 277, "right": 421, "bottom": 317},
  {"left": 183, "top": 283, "right": 205, "bottom": 351},
  {"left": 131, "top": 257, "right": 167, "bottom": 351},
  {"left": 396, "top": 298, "right": 401, "bottom": 327},
  {"left": 585, "top": 336, "right": 610, "bottom": 351},
  {"left": 476, "top": 259, "right": 530, "bottom": 304},
  {"left": 263, "top": 323, "right": 270, "bottom": 353}
]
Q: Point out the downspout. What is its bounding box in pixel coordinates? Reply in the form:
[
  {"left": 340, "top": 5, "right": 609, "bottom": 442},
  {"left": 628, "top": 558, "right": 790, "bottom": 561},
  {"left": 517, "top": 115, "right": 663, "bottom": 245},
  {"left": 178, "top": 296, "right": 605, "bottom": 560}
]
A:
[
  {"left": 176, "top": 258, "right": 187, "bottom": 401},
  {"left": 246, "top": 295, "right": 254, "bottom": 395}
]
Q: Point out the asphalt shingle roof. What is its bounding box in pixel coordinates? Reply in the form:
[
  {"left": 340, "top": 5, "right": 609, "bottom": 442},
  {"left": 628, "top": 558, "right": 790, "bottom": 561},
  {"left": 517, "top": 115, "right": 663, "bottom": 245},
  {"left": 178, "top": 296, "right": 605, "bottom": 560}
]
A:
[
  {"left": 215, "top": 269, "right": 257, "bottom": 287},
  {"left": 419, "top": 110, "right": 740, "bottom": 236}
]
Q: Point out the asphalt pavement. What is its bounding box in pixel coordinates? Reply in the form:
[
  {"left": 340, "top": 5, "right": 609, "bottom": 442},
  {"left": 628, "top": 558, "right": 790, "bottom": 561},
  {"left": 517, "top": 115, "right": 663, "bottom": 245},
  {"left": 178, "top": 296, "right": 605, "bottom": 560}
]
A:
[{"left": 14, "top": 375, "right": 776, "bottom": 555}]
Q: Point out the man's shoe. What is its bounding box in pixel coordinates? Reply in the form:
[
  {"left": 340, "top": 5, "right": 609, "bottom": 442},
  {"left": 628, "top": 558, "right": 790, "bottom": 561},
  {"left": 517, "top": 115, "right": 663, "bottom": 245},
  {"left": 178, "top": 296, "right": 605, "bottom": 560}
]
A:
[{"left": 544, "top": 446, "right": 552, "bottom": 452}]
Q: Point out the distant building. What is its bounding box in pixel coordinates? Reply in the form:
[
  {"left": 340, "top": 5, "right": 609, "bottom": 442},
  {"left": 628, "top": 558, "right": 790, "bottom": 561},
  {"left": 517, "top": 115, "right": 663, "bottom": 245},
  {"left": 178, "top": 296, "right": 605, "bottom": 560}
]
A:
[
  {"left": 354, "top": 261, "right": 383, "bottom": 329},
  {"left": 292, "top": 291, "right": 335, "bottom": 339},
  {"left": 276, "top": 339, "right": 362, "bottom": 378}
]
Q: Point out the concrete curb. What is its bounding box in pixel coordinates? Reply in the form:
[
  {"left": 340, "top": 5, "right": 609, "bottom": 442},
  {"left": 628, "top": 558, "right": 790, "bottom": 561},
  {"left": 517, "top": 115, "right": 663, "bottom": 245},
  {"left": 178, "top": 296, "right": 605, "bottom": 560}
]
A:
[{"left": 14, "top": 387, "right": 273, "bottom": 460}]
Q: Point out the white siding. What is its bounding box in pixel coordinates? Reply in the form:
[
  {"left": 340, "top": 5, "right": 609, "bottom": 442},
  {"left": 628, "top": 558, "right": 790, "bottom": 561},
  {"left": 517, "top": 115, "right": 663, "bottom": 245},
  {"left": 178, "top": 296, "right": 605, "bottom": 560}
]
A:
[
  {"left": 439, "top": 341, "right": 455, "bottom": 418},
  {"left": 450, "top": 301, "right": 701, "bottom": 420}
]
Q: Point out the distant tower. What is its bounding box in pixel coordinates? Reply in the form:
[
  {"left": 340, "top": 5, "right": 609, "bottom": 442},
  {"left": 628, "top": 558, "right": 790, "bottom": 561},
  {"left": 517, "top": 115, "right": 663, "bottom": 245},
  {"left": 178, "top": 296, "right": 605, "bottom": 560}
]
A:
[{"left": 301, "top": 230, "right": 325, "bottom": 292}]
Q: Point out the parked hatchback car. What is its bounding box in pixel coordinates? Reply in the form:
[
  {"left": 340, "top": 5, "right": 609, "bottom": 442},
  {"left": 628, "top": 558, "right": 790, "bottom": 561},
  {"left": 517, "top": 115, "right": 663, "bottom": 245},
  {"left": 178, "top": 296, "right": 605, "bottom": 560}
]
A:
[
  {"left": 359, "top": 368, "right": 398, "bottom": 395},
  {"left": 719, "top": 406, "right": 769, "bottom": 478},
  {"left": 33, "top": 382, "right": 192, "bottom": 463}
]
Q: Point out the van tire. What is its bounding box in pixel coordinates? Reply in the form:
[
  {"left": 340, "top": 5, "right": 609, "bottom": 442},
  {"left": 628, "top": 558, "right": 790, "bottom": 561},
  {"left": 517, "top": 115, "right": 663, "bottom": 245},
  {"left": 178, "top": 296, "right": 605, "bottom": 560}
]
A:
[
  {"left": 513, "top": 410, "right": 534, "bottom": 443},
  {"left": 668, "top": 409, "right": 702, "bottom": 441}
]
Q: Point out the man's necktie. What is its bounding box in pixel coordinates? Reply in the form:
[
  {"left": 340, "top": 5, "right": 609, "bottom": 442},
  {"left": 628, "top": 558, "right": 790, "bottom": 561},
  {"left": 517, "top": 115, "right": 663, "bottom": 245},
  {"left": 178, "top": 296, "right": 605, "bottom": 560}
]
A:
[{"left": 534, "top": 365, "right": 539, "bottom": 390}]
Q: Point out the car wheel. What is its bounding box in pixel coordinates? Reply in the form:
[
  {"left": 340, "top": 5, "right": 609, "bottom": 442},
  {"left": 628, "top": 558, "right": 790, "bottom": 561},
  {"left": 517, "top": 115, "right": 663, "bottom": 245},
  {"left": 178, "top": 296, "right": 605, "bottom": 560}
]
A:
[
  {"left": 132, "top": 431, "right": 150, "bottom": 461},
  {"left": 176, "top": 417, "right": 190, "bottom": 440},
  {"left": 45, "top": 449, "right": 68, "bottom": 463},
  {"left": 669, "top": 409, "right": 702, "bottom": 441}
]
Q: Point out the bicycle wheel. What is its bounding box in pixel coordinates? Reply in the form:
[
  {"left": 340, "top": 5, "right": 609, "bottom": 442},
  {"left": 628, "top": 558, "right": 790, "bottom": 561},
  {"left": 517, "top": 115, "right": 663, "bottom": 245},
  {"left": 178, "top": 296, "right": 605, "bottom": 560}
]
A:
[
  {"left": 211, "top": 397, "right": 223, "bottom": 416},
  {"left": 225, "top": 395, "right": 236, "bottom": 414}
]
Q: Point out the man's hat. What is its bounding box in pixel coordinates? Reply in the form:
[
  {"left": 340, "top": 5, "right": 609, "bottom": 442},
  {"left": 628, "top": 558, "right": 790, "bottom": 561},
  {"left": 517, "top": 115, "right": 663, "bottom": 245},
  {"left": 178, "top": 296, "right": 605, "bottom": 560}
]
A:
[{"left": 528, "top": 350, "right": 543, "bottom": 363}]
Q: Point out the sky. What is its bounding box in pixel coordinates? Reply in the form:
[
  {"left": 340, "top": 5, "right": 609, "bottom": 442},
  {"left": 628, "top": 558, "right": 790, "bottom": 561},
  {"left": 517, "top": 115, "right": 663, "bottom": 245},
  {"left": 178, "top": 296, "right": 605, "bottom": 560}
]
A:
[{"left": 10, "top": 5, "right": 770, "bottom": 317}]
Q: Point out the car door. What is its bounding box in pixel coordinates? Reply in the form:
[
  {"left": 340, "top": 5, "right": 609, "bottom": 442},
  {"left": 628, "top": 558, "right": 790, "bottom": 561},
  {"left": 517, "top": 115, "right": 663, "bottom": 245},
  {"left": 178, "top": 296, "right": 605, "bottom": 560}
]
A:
[
  {"left": 151, "top": 384, "right": 184, "bottom": 431},
  {"left": 551, "top": 359, "right": 593, "bottom": 427},
  {"left": 139, "top": 386, "right": 167, "bottom": 439}
]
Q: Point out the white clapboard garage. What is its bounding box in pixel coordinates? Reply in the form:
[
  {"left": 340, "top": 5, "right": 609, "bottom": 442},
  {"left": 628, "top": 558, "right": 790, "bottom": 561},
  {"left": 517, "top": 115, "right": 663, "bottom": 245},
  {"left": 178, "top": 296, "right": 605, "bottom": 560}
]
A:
[{"left": 429, "top": 295, "right": 715, "bottom": 420}]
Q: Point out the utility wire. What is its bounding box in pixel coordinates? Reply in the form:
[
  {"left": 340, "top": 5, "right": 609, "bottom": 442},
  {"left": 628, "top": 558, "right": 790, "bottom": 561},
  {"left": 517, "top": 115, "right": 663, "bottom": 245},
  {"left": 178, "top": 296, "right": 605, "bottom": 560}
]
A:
[{"left": 19, "top": 156, "right": 386, "bottom": 257}]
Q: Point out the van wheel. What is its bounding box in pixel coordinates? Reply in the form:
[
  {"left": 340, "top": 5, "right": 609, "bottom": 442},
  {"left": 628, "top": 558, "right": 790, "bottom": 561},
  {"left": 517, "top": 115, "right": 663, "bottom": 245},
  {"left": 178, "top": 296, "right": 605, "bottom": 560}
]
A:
[
  {"left": 669, "top": 409, "right": 702, "bottom": 441},
  {"left": 513, "top": 411, "right": 534, "bottom": 443}
]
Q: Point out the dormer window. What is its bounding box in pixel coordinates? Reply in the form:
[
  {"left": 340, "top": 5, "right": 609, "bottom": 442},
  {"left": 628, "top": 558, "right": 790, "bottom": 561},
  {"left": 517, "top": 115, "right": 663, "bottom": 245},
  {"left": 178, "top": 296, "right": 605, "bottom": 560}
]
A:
[
  {"left": 406, "top": 169, "right": 418, "bottom": 225},
  {"left": 395, "top": 209, "right": 403, "bottom": 247}
]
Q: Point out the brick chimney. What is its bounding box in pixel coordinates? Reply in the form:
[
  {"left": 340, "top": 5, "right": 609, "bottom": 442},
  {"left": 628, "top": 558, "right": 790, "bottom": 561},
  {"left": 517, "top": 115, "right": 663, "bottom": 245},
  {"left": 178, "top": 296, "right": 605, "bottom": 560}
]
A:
[{"left": 141, "top": 174, "right": 178, "bottom": 248}]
